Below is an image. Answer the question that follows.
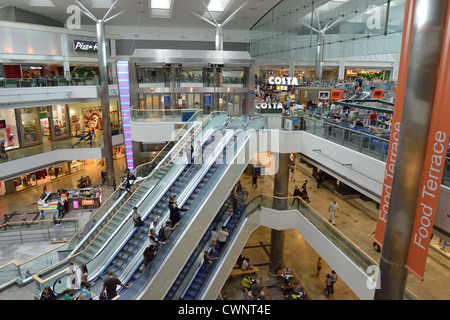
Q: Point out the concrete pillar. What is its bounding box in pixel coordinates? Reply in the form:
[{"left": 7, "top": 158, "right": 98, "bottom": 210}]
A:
[
  {"left": 269, "top": 153, "right": 290, "bottom": 275},
  {"left": 269, "top": 229, "right": 285, "bottom": 275},
  {"left": 96, "top": 21, "right": 115, "bottom": 187}
]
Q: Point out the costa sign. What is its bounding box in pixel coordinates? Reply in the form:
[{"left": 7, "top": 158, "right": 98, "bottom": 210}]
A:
[{"left": 268, "top": 77, "right": 299, "bottom": 86}]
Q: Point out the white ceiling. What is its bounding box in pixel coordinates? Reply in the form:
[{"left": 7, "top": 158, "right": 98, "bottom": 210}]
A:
[{"left": 0, "top": 0, "right": 282, "bottom": 30}]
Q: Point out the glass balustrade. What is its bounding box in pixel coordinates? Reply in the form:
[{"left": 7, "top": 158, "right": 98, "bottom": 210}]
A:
[
  {"left": 131, "top": 108, "right": 203, "bottom": 123},
  {"left": 257, "top": 114, "right": 450, "bottom": 188}
]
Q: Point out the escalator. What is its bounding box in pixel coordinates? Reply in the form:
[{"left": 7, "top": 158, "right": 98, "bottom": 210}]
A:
[
  {"left": 48, "top": 114, "right": 239, "bottom": 298},
  {"left": 165, "top": 193, "right": 257, "bottom": 300},
  {"left": 34, "top": 112, "right": 230, "bottom": 294}
]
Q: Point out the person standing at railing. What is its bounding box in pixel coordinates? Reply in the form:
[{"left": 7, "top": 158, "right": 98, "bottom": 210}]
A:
[{"left": 292, "top": 185, "right": 302, "bottom": 206}]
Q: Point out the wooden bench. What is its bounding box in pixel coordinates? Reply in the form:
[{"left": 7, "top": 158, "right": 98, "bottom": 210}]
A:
[{"left": 229, "top": 266, "right": 260, "bottom": 278}]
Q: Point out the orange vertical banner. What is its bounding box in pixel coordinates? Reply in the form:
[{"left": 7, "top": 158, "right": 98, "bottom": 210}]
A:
[
  {"left": 405, "top": 7, "right": 450, "bottom": 280},
  {"left": 373, "top": 0, "right": 415, "bottom": 246}
]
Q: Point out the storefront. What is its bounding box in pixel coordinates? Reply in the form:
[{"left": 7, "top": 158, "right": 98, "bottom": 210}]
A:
[
  {"left": 0, "top": 100, "right": 121, "bottom": 151},
  {"left": 0, "top": 109, "right": 20, "bottom": 150},
  {"left": 345, "top": 69, "right": 389, "bottom": 81},
  {"left": 13, "top": 105, "right": 71, "bottom": 147},
  {"left": 68, "top": 100, "right": 121, "bottom": 135}
]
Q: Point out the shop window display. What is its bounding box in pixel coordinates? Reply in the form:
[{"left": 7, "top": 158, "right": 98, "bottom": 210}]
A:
[
  {"left": 83, "top": 108, "right": 103, "bottom": 131},
  {"left": 0, "top": 109, "right": 20, "bottom": 150},
  {"left": 21, "top": 108, "right": 39, "bottom": 144}
]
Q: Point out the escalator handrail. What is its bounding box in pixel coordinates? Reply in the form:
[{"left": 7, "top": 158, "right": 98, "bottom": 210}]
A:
[{"left": 178, "top": 195, "right": 263, "bottom": 300}]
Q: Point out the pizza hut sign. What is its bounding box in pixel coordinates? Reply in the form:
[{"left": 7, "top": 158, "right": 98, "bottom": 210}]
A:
[{"left": 74, "top": 40, "right": 98, "bottom": 53}]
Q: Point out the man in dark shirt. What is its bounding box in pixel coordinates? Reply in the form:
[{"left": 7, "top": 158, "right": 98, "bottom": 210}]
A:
[{"left": 101, "top": 270, "right": 130, "bottom": 300}]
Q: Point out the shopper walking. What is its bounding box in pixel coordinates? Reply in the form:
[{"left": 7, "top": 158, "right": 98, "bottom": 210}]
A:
[
  {"left": 1, "top": 215, "right": 12, "bottom": 230},
  {"left": 20, "top": 213, "right": 29, "bottom": 228},
  {"left": 211, "top": 226, "right": 219, "bottom": 252},
  {"left": 40, "top": 286, "right": 56, "bottom": 300},
  {"left": 328, "top": 199, "right": 339, "bottom": 226},
  {"left": 316, "top": 257, "right": 323, "bottom": 276},
  {"left": 330, "top": 270, "right": 338, "bottom": 294},
  {"left": 292, "top": 185, "right": 302, "bottom": 206},
  {"left": 252, "top": 171, "right": 258, "bottom": 189},
  {"left": 131, "top": 207, "right": 145, "bottom": 233},
  {"left": 324, "top": 274, "right": 332, "bottom": 297}
]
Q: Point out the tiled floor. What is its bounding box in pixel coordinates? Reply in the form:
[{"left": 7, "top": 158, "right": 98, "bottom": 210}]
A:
[{"left": 0, "top": 155, "right": 449, "bottom": 300}]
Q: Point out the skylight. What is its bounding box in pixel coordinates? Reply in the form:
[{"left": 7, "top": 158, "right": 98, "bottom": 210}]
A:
[
  {"left": 149, "top": 0, "right": 173, "bottom": 18},
  {"left": 91, "top": 0, "right": 115, "bottom": 9},
  {"left": 208, "top": 0, "right": 232, "bottom": 12},
  {"left": 26, "top": 0, "right": 55, "bottom": 7},
  {"left": 151, "top": 0, "right": 172, "bottom": 10}
]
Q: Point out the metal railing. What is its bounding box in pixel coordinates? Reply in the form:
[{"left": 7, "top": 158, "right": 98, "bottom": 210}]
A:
[{"left": 131, "top": 108, "right": 203, "bottom": 123}]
